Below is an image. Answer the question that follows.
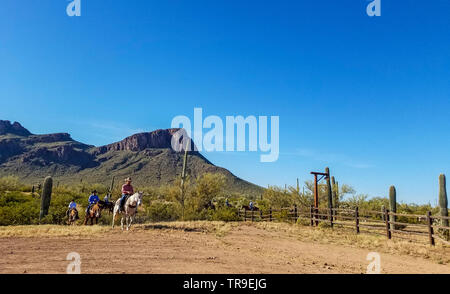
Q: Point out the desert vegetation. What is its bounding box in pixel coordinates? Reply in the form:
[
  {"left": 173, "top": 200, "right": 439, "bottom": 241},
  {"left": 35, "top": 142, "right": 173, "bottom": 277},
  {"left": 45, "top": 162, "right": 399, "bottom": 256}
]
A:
[{"left": 0, "top": 174, "right": 443, "bottom": 227}]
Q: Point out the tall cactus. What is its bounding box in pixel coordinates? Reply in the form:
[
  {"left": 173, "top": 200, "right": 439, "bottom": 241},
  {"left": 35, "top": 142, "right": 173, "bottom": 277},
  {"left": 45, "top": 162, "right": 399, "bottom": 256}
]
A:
[
  {"left": 180, "top": 139, "right": 190, "bottom": 220},
  {"left": 331, "top": 176, "right": 338, "bottom": 208},
  {"left": 109, "top": 176, "right": 115, "bottom": 193},
  {"left": 439, "top": 174, "right": 449, "bottom": 240},
  {"left": 325, "top": 167, "right": 333, "bottom": 211},
  {"left": 335, "top": 180, "right": 340, "bottom": 208},
  {"left": 39, "top": 176, "right": 53, "bottom": 220},
  {"left": 389, "top": 186, "right": 397, "bottom": 231}
]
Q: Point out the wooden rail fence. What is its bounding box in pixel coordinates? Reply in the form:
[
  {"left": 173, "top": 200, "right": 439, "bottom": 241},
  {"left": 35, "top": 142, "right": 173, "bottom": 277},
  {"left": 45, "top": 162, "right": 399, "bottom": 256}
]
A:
[{"left": 239, "top": 205, "right": 450, "bottom": 246}]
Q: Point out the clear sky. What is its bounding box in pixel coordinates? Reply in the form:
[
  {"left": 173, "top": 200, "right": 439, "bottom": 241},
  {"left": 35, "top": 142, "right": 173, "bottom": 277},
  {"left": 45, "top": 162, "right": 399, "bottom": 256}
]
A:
[{"left": 1, "top": 1, "right": 449, "bottom": 204}]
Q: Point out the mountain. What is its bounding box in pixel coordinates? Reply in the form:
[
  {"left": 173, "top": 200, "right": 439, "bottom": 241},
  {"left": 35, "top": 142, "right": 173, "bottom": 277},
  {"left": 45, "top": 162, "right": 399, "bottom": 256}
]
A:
[{"left": 0, "top": 120, "right": 263, "bottom": 196}]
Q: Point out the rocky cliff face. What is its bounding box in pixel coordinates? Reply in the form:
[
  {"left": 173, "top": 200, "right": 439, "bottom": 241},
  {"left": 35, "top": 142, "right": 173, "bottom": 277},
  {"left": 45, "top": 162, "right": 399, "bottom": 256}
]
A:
[
  {"left": 0, "top": 121, "right": 32, "bottom": 136},
  {"left": 0, "top": 120, "right": 262, "bottom": 196},
  {"left": 95, "top": 128, "right": 194, "bottom": 154}
]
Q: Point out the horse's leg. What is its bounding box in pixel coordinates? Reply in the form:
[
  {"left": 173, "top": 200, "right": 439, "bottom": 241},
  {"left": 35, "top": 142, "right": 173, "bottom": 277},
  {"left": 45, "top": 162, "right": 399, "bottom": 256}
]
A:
[
  {"left": 127, "top": 215, "right": 133, "bottom": 231},
  {"left": 112, "top": 209, "right": 117, "bottom": 228},
  {"left": 121, "top": 216, "right": 124, "bottom": 231},
  {"left": 126, "top": 215, "right": 129, "bottom": 231}
]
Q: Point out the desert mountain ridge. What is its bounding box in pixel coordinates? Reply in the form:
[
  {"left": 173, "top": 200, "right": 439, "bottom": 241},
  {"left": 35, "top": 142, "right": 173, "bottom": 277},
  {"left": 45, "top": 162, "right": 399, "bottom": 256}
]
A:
[{"left": 0, "top": 120, "right": 263, "bottom": 196}]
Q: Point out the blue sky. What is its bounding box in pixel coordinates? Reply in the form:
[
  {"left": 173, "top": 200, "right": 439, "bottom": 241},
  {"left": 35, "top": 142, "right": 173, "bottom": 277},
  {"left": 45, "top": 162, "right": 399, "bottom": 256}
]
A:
[{"left": 1, "top": 1, "right": 449, "bottom": 204}]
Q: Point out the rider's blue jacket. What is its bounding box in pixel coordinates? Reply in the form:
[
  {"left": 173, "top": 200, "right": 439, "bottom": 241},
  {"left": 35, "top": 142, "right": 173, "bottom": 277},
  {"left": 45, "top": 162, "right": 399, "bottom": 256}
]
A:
[{"left": 88, "top": 194, "right": 100, "bottom": 204}]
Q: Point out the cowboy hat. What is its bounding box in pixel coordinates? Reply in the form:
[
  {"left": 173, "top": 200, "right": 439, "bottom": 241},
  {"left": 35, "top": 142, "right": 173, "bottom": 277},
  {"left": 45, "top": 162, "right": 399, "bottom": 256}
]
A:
[{"left": 125, "top": 177, "right": 132, "bottom": 182}]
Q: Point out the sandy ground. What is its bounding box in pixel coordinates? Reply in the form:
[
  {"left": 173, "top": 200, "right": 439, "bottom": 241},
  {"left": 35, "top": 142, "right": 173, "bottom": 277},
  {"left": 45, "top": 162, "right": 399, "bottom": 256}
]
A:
[{"left": 0, "top": 222, "right": 449, "bottom": 274}]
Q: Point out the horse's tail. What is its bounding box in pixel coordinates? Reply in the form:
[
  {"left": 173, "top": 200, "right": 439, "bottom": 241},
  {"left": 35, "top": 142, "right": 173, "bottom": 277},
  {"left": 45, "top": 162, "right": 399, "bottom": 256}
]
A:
[{"left": 112, "top": 204, "right": 119, "bottom": 228}]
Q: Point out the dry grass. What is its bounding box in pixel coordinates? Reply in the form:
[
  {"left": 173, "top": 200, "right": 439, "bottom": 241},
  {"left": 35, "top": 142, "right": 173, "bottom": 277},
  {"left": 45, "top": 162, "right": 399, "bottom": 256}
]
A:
[
  {"left": 0, "top": 221, "right": 236, "bottom": 238},
  {"left": 0, "top": 225, "right": 110, "bottom": 237},
  {"left": 253, "top": 221, "right": 450, "bottom": 264},
  {"left": 1, "top": 221, "right": 448, "bottom": 265}
]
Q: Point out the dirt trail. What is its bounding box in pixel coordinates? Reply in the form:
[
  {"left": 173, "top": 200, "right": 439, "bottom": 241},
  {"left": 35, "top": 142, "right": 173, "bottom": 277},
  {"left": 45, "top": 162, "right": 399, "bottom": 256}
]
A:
[{"left": 0, "top": 223, "right": 448, "bottom": 274}]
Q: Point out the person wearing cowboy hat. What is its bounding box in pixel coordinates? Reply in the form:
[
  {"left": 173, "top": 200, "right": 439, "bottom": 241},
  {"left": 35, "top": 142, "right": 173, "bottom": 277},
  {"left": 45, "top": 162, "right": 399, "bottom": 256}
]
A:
[{"left": 119, "top": 177, "right": 134, "bottom": 212}]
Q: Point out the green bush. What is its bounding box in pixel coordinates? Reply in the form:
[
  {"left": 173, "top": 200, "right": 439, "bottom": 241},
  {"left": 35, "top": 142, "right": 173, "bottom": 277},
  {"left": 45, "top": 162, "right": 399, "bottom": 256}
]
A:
[
  {"left": 296, "top": 217, "right": 310, "bottom": 226},
  {"left": 145, "top": 200, "right": 180, "bottom": 222},
  {"left": 208, "top": 207, "right": 240, "bottom": 222}
]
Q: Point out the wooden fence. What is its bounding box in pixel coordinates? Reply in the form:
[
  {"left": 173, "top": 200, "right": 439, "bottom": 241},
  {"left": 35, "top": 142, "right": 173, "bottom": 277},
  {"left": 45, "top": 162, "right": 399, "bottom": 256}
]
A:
[{"left": 238, "top": 205, "right": 450, "bottom": 246}]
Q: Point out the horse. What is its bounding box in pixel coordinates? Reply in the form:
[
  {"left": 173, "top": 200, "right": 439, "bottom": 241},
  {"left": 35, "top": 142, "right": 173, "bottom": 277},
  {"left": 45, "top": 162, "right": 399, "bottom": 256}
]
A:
[
  {"left": 112, "top": 192, "right": 143, "bottom": 231},
  {"left": 242, "top": 205, "right": 259, "bottom": 211},
  {"left": 204, "top": 201, "right": 216, "bottom": 210},
  {"left": 67, "top": 209, "right": 78, "bottom": 226},
  {"left": 84, "top": 203, "right": 101, "bottom": 225},
  {"left": 98, "top": 200, "right": 114, "bottom": 214}
]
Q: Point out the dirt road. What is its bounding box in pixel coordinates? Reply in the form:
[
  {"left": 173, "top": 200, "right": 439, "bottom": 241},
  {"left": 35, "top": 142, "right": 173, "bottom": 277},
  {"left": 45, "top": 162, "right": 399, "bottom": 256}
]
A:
[{"left": 0, "top": 222, "right": 448, "bottom": 274}]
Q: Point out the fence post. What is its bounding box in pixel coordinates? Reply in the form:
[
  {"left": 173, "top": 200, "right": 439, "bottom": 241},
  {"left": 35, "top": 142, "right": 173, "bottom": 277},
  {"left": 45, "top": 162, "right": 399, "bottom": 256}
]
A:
[
  {"left": 384, "top": 209, "right": 391, "bottom": 239},
  {"left": 238, "top": 209, "right": 240, "bottom": 219},
  {"left": 260, "top": 210, "right": 263, "bottom": 221},
  {"left": 244, "top": 209, "right": 247, "bottom": 222},
  {"left": 426, "top": 211, "right": 435, "bottom": 246},
  {"left": 294, "top": 204, "right": 298, "bottom": 221},
  {"left": 355, "top": 207, "right": 360, "bottom": 234},
  {"left": 329, "top": 207, "right": 334, "bottom": 228},
  {"left": 269, "top": 207, "right": 273, "bottom": 222},
  {"left": 315, "top": 207, "right": 319, "bottom": 226},
  {"left": 310, "top": 205, "right": 314, "bottom": 226},
  {"left": 251, "top": 210, "right": 254, "bottom": 222}
]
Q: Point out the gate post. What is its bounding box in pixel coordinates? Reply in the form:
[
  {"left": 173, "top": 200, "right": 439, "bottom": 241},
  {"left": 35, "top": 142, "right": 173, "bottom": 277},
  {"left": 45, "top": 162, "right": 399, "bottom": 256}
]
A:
[
  {"left": 426, "top": 211, "right": 435, "bottom": 246},
  {"left": 384, "top": 209, "right": 391, "bottom": 239},
  {"left": 355, "top": 207, "right": 360, "bottom": 234}
]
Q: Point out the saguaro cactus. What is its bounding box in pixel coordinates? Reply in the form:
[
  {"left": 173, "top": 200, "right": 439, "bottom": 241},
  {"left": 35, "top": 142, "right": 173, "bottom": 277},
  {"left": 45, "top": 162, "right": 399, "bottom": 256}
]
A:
[
  {"left": 331, "top": 176, "right": 338, "bottom": 208},
  {"left": 109, "top": 176, "right": 115, "bottom": 193},
  {"left": 389, "top": 186, "right": 397, "bottom": 231},
  {"left": 439, "top": 174, "right": 449, "bottom": 240},
  {"left": 39, "top": 176, "right": 53, "bottom": 220}
]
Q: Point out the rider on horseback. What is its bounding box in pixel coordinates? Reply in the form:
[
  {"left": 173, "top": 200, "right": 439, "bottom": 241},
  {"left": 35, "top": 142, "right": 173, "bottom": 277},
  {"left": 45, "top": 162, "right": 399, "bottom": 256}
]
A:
[
  {"left": 119, "top": 177, "right": 134, "bottom": 212},
  {"left": 66, "top": 199, "right": 79, "bottom": 219},
  {"left": 86, "top": 190, "right": 100, "bottom": 214}
]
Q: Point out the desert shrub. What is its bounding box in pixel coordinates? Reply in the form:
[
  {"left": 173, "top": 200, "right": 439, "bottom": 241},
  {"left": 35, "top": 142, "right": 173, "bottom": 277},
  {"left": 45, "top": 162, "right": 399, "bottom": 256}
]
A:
[
  {"left": 318, "top": 221, "right": 332, "bottom": 229},
  {"left": 0, "top": 191, "right": 40, "bottom": 225},
  {"left": 296, "top": 217, "right": 310, "bottom": 226},
  {"left": 0, "top": 176, "right": 21, "bottom": 192},
  {"left": 263, "top": 187, "right": 295, "bottom": 209},
  {"left": 145, "top": 200, "right": 180, "bottom": 222},
  {"left": 208, "top": 207, "right": 240, "bottom": 222},
  {"left": 193, "top": 173, "right": 226, "bottom": 208}
]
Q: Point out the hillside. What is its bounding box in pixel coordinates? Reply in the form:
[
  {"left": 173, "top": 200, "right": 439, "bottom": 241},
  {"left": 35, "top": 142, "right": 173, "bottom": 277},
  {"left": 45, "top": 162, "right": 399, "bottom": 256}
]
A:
[{"left": 0, "top": 120, "right": 263, "bottom": 196}]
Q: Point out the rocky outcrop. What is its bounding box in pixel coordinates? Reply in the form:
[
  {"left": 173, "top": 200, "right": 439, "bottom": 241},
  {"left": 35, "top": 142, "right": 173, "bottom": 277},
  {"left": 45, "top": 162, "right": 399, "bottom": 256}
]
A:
[
  {"left": 25, "top": 133, "right": 73, "bottom": 144},
  {"left": 0, "top": 139, "right": 25, "bottom": 163},
  {"left": 0, "top": 120, "right": 32, "bottom": 136},
  {"left": 20, "top": 145, "right": 97, "bottom": 168},
  {"left": 96, "top": 128, "right": 194, "bottom": 154}
]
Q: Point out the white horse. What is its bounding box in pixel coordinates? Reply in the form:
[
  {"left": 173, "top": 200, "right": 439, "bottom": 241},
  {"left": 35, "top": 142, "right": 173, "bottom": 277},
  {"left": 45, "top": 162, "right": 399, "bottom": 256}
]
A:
[{"left": 112, "top": 192, "right": 143, "bottom": 231}]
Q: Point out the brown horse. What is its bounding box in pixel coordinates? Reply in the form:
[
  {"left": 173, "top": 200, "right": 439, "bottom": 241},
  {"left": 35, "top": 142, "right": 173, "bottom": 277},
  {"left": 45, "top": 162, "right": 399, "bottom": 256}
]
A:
[
  {"left": 242, "top": 205, "right": 259, "bottom": 211},
  {"left": 68, "top": 209, "right": 78, "bottom": 226},
  {"left": 84, "top": 203, "right": 101, "bottom": 225}
]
